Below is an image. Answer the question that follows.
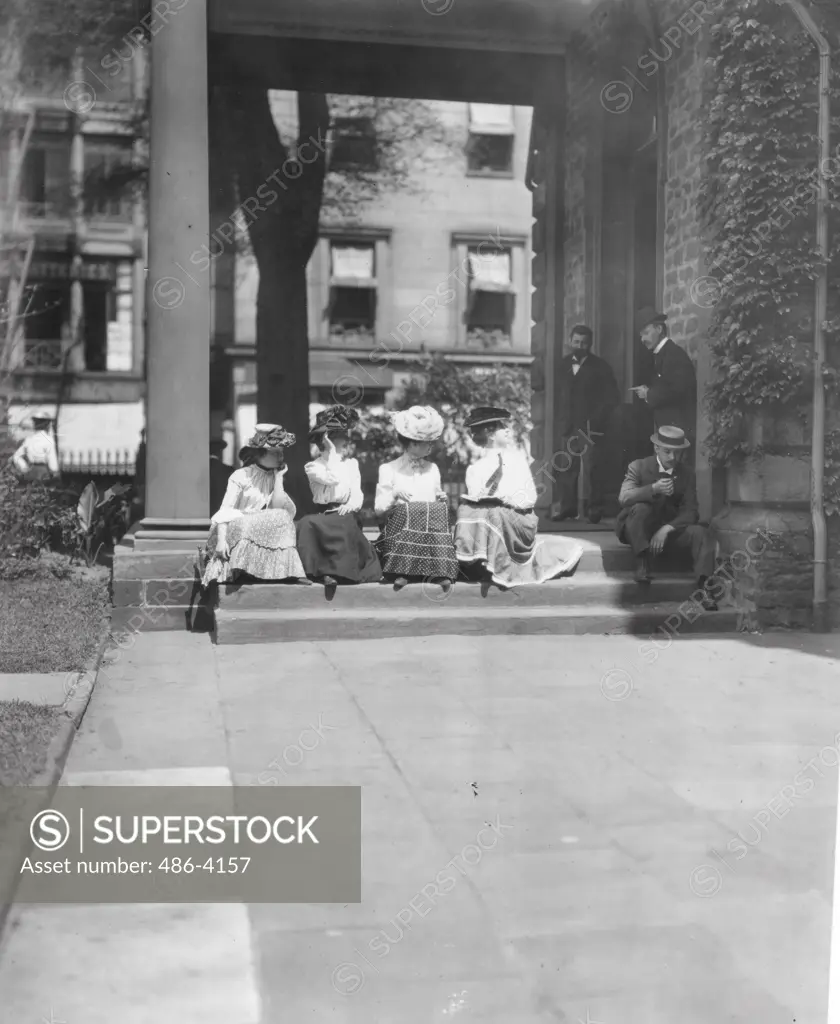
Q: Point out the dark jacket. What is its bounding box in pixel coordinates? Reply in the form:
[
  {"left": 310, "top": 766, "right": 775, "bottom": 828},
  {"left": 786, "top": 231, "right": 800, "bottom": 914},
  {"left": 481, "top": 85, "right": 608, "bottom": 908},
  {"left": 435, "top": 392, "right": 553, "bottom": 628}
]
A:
[
  {"left": 615, "top": 455, "right": 699, "bottom": 539},
  {"left": 647, "top": 338, "right": 696, "bottom": 435},
  {"left": 557, "top": 352, "right": 620, "bottom": 436}
]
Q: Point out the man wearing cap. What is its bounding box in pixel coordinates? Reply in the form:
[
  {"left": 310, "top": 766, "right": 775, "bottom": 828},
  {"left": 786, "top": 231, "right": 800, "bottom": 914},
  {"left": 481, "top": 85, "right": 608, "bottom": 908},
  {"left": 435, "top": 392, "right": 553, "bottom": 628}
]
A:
[
  {"left": 615, "top": 425, "right": 717, "bottom": 609},
  {"left": 11, "top": 415, "right": 59, "bottom": 482},
  {"left": 630, "top": 309, "right": 697, "bottom": 444}
]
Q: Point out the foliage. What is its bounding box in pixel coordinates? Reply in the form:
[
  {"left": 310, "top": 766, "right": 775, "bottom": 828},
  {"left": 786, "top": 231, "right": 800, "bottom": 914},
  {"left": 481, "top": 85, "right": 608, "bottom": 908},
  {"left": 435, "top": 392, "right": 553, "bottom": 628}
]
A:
[
  {"left": 73, "top": 480, "right": 131, "bottom": 566},
  {"left": 699, "top": 0, "right": 840, "bottom": 511},
  {"left": 354, "top": 356, "right": 533, "bottom": 481}
]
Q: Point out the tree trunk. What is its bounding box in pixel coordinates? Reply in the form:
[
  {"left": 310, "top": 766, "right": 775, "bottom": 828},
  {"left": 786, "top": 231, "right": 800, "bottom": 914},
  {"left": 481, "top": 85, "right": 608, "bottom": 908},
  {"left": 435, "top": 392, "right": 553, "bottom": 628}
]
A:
[
  {"left": 216, "top": 87, "right": 329, "bottom": 515},
  {"left": 255, "top": 251, "right": 312, "bottom": 511}
]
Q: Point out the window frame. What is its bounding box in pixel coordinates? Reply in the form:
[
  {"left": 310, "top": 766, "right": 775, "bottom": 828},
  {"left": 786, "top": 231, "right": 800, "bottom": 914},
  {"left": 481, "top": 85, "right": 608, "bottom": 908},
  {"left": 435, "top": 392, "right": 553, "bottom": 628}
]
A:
[
  {"left": 451, "top": 232, "right": 528, "bottom": 350},
  {"left": 466, "top": 104, "right": 515, "bottom": 178}
]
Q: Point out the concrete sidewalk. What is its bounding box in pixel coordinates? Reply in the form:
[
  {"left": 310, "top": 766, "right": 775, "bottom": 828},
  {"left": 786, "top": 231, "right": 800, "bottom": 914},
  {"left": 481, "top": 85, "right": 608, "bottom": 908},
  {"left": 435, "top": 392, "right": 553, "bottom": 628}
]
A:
[{"left": 1, "top": 630, "right": 838, "bottom": 1022}]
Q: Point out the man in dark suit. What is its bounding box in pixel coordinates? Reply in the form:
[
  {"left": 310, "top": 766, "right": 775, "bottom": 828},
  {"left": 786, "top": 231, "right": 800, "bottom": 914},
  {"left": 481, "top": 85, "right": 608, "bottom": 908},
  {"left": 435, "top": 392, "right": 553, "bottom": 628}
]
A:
[
  {"left": 552, "top": 324, "right": 620, "bottom": 523},
  {"left": 615, "top": 425, "right": 717, "bottom": 609},
  {"left": 209, "top": 436, "right": 233, "bottom": 512},
  {"left": 630, "top": 309, "right": 697, "bottom": 446}
]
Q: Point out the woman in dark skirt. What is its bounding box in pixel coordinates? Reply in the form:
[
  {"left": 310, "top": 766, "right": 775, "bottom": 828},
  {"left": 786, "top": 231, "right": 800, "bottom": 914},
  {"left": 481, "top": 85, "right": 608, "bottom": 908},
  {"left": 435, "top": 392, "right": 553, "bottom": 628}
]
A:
[
  {"left": 374, "top": 406, "right": 458, "bottom": 592},
  {"left": 295, "top": 406, "right": 381, "bottom": 587}
]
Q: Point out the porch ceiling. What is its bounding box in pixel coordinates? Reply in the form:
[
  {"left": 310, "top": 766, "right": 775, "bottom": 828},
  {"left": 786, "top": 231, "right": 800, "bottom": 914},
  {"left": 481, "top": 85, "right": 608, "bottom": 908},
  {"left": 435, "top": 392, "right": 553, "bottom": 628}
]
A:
[{"left": 209, "top": 0, "right": 595, "bottom": 55}]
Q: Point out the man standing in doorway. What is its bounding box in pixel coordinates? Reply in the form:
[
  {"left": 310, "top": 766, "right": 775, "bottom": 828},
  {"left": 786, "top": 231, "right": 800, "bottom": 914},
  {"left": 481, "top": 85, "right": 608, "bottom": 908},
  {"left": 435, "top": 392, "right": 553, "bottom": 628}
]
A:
[
  {"left": 552, "top": 324, "right": 619, "bottom": 523},
  {"left": 630, "top": 308, "right": 697, "bottom": 447}
]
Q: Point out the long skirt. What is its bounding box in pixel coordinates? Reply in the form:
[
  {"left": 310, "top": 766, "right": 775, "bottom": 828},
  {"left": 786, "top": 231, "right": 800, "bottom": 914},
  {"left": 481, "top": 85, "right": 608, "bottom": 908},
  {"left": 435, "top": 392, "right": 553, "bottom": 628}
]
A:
[
  {"left": 296, "top": 508, "right": 381, "bottom": 583},
  {"left": 375, "top": 501, "right": 459, "bottom": 580},
  {"left": 454, "top": 501, "right": 583, "bottom": 587},
  {"left": 200, "top": 509, "right": 306, "bottom": 586}
]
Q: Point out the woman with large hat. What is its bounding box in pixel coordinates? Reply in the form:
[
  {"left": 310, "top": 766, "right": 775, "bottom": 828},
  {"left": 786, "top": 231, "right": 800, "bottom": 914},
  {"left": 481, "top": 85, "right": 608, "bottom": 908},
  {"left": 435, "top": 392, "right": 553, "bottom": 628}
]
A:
[
  {"left": 200, "top": 423, "right": 306, "bottom": 586},
  {"left": 373, "top": 405, "right": 458, "bottom": 591},
  {"left": 295, "top": 405, "right": 381, "bottom": 587},
  {"left": 454, "top": 407, "right": 583, "bottom": 587}
]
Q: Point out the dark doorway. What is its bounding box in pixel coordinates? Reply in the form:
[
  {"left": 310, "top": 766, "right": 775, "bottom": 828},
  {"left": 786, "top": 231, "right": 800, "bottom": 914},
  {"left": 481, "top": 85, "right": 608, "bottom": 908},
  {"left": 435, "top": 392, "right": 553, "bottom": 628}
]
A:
[{"left": 629, "top": 132, "right": 658, "bottom": 461}]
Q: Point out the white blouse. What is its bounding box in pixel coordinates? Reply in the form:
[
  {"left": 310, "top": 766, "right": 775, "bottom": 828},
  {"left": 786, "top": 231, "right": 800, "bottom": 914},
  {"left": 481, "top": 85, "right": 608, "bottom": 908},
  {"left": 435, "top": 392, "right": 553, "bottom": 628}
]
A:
[
  {"left": 374, "top": 454, "right": 443, "bottom": 515},
  {"left": 304, "top": 452, "right": 364, "bottom": 511},
  {"left": 464, "top": 447, "right": 537, "bottom": 511},
  {"left": 211, "top": 465, "right": 296, "bottom": 525}
]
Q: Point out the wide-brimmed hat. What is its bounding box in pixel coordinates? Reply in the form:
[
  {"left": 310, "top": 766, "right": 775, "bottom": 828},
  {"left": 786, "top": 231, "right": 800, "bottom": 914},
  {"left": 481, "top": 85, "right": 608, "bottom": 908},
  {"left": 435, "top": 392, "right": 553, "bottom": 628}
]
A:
[
  {"left": 636, "top": 307, "right": 668, "bottom": 333},
  {"left": 309, "top": 405, "right": 360, "bottom": 443},
  {"left": 650, "top": 425, "right": 690, "bottom": 450},
  {"left": 464, "top": 406, "right": 511, "bottom": 431},
  {"left": 238, "top": 423, "right": 296, "bottom": 461},
  {"left": 393, "top": 406, "right": 444, "bottom": 442},
  {"left": 210, "top": 436, "right": 227, "bottom": 451}
]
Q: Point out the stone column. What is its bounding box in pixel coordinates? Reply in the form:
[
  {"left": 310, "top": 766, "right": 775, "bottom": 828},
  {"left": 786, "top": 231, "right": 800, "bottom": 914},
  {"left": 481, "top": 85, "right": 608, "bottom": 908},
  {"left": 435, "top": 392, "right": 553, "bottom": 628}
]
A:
[{"left": 139, "top": 0, "right": 209, "bottom": 536}]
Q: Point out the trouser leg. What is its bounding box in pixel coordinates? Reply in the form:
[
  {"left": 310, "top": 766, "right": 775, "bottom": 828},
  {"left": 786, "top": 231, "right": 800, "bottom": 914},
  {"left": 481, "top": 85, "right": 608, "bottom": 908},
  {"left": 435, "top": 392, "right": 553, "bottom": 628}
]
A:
[
  {"left": 621, "top": 503, "right": 660, "bottom": 555},
  {"left": 555, "top": 440, "right": 580, "bottom": 515},
  {"left": 669, "top": 524, "right": 716, "bottom": 580}
]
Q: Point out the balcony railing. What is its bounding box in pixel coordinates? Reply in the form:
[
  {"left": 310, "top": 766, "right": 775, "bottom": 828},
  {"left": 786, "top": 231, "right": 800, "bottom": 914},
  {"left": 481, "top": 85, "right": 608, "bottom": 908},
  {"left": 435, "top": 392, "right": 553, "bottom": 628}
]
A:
[{"left": 20, "top": 339, "right": 64, "bottom": 370}]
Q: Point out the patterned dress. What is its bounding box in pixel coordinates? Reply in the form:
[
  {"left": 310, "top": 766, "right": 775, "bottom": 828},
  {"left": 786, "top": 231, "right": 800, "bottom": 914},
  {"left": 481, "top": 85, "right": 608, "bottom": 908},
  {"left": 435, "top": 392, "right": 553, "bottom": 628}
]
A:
[
  {"left": 454, "top": 447, "right": 583, "bottom": 587},
  {"left": 374, "top": 454, "right": 458, "bottom": 580},
  {"left": 200, "top": 465, "right": 306, "bottom": 586},
  {"left": 295, "top": 453, "right": 381, "bottom": 583}
]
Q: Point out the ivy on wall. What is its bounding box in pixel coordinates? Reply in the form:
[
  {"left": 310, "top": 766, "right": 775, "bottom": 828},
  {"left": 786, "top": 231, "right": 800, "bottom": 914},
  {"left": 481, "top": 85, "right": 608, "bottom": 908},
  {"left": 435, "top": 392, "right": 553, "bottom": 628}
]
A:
[{"left": 699, "top": 0, "right": 840, "bottom": 508}]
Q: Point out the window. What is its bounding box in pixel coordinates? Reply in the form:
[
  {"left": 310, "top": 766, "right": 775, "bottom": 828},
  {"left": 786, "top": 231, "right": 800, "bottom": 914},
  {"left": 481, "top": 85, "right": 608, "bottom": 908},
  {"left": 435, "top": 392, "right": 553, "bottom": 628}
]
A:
[
  {"left": 83, "top": 51, "right": 134, "bottom": 104},
  {"left": 329, "top": 117, "right": 377, "bottom": 172},
  {"left": 21, "top": 279, "right": 71, "bottom": 368},
  {"left": 466, "top": 104, "right": 515, "bottom": 176},
  {"left": 84, "top": 137, "right": 134, "bottom": 219},
  {"left": 83, "top": 260, "right": 133, "bottom": 371},
  {"left": 20, "top": 133, "right": 72, "bottom": 217},
  {"left": 465, "top": 246, "right": 515, "bottom": 346},
  {"left": 328, "top": 243, "right": 377, "bottom": 343}
]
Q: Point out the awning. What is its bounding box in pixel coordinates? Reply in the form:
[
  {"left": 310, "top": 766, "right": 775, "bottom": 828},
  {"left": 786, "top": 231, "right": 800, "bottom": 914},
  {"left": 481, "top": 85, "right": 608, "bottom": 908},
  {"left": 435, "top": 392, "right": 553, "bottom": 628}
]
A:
[
  {"left": 309, "top": 351, "right": 394, "bottom": 390},
  {"left": 468, "top": 103, "right": 514, "bottom": 136}
]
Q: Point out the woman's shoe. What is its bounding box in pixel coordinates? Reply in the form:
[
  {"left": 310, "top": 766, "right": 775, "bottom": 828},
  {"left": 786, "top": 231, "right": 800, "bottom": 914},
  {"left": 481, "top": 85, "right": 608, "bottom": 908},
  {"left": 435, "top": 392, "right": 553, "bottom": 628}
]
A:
[
  {"left": 435, "top": 578, "right": 452, "bottom": 595},
  {"left": 393, "top": 576, "right": 409, "bottom": 590},
  {"left": 322, "top": 575, "right": 337, "bottom": 587}
]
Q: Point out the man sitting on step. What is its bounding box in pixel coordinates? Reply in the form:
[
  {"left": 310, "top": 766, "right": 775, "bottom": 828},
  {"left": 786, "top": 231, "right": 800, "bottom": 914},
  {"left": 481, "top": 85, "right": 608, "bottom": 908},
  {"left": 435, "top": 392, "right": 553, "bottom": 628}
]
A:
[{"left": 615, "top": 425, "right": 718, "bottom": 610}]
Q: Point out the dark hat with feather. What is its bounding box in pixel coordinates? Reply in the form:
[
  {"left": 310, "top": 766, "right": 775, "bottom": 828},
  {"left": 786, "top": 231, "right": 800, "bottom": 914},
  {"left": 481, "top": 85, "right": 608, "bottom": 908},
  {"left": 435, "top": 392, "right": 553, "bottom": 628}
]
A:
[{"left": 308, "top": 405, "right": 360, "bottom": 443}]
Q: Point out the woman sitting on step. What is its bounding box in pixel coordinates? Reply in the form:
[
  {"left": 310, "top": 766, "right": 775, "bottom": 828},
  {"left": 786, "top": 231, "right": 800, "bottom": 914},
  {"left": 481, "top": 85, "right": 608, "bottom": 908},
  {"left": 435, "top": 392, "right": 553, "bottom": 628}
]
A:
[
  {"left": 374, "top": 405, "right": 458, "bottom": 593},
  {"left": 454, "top": 406, "right": 584, "bottom": 588},
  {"left": 295, "top": 405, "right": 382, "bottom": 588},
  {"left": 200, "top": 423, "right": 306, "bottom": 586}
]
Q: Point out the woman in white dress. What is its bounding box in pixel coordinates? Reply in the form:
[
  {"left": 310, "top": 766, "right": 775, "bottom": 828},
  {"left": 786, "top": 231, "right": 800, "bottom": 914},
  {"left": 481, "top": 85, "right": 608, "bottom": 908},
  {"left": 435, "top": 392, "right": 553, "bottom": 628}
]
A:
[
  {"left": 200, "top": 424, "right": 306, "bottom": 586},
  {"left": 374, "top": 406, "right": 458, "bottom": 591},
  {"left": 454, "top": 406, "right": 583, "bottom": 587}
]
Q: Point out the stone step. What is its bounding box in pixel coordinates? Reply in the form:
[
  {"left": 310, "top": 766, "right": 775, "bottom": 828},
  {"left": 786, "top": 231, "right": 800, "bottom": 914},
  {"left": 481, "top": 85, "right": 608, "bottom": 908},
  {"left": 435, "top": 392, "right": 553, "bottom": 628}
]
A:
[
  {"left": 218, "top": 572, "right": 701, "bottom": 612},
  {"left": 214, "top": 603, "right": 740, "bottom": 645}
]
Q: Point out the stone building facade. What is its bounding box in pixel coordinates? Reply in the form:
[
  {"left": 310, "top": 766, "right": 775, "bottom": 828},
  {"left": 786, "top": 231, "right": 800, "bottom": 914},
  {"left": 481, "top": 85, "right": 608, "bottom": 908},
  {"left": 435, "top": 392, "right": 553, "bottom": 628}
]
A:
[{"left": 529, "top": 0, "right": 838, "bottom": 627}]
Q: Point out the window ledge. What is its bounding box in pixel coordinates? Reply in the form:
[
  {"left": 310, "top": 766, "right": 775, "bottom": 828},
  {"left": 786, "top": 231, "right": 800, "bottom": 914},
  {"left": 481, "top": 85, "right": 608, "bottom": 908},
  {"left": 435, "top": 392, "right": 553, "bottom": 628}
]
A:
[{"left": 465, "top": 169, "right": 515, "bottom": 179}]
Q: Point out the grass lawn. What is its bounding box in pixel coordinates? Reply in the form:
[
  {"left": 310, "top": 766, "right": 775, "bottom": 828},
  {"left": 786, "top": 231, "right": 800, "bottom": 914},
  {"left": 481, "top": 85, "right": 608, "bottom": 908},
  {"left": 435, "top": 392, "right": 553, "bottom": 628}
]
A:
[
  {"left": 0, "top": 701, "right": 67, "bottom": 785},
  {"left": 0, "top": 561, "right": 109, "bottom": 674}
]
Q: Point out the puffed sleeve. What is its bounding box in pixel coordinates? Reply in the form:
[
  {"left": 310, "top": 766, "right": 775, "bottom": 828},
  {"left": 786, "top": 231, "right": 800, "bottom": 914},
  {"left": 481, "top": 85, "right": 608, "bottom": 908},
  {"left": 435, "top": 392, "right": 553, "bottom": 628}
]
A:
[
  {"left": 269, "top": 466, "right": 297, "bottom": 519},
  {"left": 503, "top": 451, "right": 537, "bottom": 509},
  {"left": 343, "top": 458, "right": 364, "bottom": 512},
  {"left": 305, "top": 452, "right": 342, "bottom": 487},
  {"left": 11, "top": 440, "right": 28, "bottom": 474},
  {"left": 211, "top": 473, "right": 245, "bottom": 525},
  {"left": 431, "top": 463, "right": 443, "bottom": 496},
  {"left": 464, "top": 458, "right": 484, "bottom": 500},
  {"left": 374, "top": 462, "right": 395, "bottom": 516}
]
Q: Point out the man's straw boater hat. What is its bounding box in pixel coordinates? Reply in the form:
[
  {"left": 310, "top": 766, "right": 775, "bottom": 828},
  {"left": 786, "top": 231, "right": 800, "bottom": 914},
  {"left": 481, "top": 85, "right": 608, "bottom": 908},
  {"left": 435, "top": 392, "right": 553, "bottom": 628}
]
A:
[
  {"left": 650, "top": 425, "right": 691, "bottom": 450},
  {"left": 636, "top": 307, "right": 668, "bottom": 333}
]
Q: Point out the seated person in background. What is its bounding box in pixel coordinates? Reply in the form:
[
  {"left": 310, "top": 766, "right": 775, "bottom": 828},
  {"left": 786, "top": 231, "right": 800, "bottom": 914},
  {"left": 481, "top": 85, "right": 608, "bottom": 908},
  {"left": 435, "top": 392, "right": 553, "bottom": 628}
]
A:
[
  {"left": 374, "top": 405, "right": 458, "bottom": 593},
  {"left": 615, "top": 425, "right": 717, "bottom": 609},
  {"left": 11, "top": 415, "right": 59, "bottom": 482},
  {"left": 454, "top": 406, "right": 583, "bottom": 588}
]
